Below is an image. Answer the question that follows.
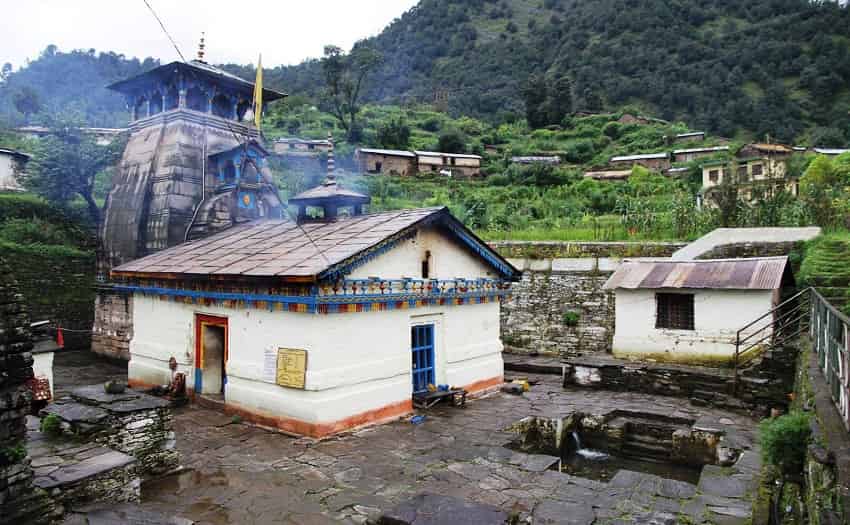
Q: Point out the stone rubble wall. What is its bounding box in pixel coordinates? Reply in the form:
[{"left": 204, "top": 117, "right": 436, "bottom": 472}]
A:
[
  {"left": 0, "top": 260, "right": 58, "bottom": 524},
  {"left": 91, "top": 287, "right": 133, "bottom": 360},
  {"left": 501, "top": 265, "right": 614, "bottom": 358},
  {"left": 490, "top": 240, "right": 685, "bottom": 260},
  {"left": 693, "top": 241, "right": 807, "bottom": 261},
  {"left": 92, "top": 407, "right": 178, "bottom": 476},
  {"left": 1, "top": 246, "right": 95, "bottom": 351}
]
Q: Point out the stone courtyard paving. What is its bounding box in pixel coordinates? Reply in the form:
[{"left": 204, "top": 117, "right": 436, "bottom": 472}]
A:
[{"left": 53, "top": 351, "right": 762, "bottom": 524}]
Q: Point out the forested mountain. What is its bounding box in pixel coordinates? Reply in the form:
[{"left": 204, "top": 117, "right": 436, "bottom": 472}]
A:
[
  {"left": 2, "top": 0, "right": 850, "bottom": 142},
  {"left": 0, "top": 46, "right": 159, "bottom": 127},
  {"left": 270, "top": 0, "right": 850, "bottom": 143}
]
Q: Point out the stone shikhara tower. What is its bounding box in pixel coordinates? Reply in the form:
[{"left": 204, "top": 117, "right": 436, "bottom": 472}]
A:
[{"left": 93, "top": 48, "right": 286, "bottom": 359}]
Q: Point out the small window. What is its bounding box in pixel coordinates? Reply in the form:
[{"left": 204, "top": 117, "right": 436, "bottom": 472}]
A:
[
  {"left": 656, "top": 293, "right": 694, "bottom": 330},
  {"left": 421, "top": 250, "right": 431, "bottom": 279},
  {"left": 708, "top": 170, "right": 719, "bottom": 183},
  {"left": 375, "top": 161, "right": 383, "bottom": 172},
  {"left": 751, "top": 163, "right": 763, "bottom": 177}
]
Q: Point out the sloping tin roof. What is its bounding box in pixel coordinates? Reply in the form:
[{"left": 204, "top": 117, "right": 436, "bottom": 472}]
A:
[
  {"left": 414, "top": 151, "right": 482, "bottom": 160},
  {"left": 603, "top": 257, "right": 789, "bottom": 291},
  {"left": 358, "top": 148, "right": 416, "bottom": 158},
  {"left": 610, "top": 152, "right": 669, "bottom": 162},
  {"left": 112, "top": 207, "right": 519, "bottom": 281}
]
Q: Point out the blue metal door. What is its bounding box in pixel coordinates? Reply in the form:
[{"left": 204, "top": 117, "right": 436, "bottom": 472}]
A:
[{"left": 411, "top": 324, "right": 435, "bottom": 394}]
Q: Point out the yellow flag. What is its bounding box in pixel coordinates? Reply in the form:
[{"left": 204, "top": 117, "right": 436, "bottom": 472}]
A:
[{"left": 253, "top": 54, "right": 263, "bottom": 130}]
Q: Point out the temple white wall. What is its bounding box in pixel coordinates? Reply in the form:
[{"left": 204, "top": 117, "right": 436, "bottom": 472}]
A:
[
  {"left": 347, "top": 226, "right": 496, "bottom": 281},
  {"left": 128, "top": 295, "right": 503, "bottom": 432},
  {"left": 611, "top": 288, "right": 775, "bottom": 363}
]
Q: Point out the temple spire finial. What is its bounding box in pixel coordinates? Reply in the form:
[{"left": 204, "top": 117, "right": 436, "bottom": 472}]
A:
[
  {"left": 197, "top": 32, "right": 206, "bottom": 62},
  {"left": 326, "top": 131, "right": 335, "bottom": 183}
]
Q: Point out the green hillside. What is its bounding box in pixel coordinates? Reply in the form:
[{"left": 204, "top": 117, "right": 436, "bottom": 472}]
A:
[{"left": 270, "top": 0, "right": 850, "bottom": 144}]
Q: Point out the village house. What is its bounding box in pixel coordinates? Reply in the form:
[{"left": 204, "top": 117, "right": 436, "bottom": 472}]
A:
[
  {"left": 674, "top": 131, "right": 706, "bottom": 143},
  {"left": 355, "top": 148, "right": 418, "bottom": 176},
  {"left": 273, "top": 137, "right": 332, "bottom": 156},
  {"left": 604, "top": 257, "right": 794, "bottom": 364},
  {"left": 111, "top": 178, "right": 519, "bottom": 437},
  {"left": 609, "top": 152, "right": 671, "bottom": 171},
  {"left": 0, "top": 148, "right": 30, "bottom": 192},
  {"left": 671, "top": 145, "right": 729, "bottom": 163},
  {"left": 700, "top": 143, "right": 797, "bottom": 201},
  {"left": 415, "top": 150, "right": 483, "bottom": 177}
]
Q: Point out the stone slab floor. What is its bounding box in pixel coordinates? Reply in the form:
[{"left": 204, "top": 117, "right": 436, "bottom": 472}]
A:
[{"left": 52, "top": 351, "right": 762, "bottom": 524}]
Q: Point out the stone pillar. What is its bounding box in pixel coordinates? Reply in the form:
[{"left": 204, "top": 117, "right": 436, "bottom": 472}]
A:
[
  {"left": 0, "top": 261, "right": 57, "bottom": 524},
  {"left": 161, "top": 94, "right": 167, "bottom": 112},
  {"left": 231, "top": 100, "right": 238, "bottom": 121},
  {"left": 144, "top": 100, "right": 151, "bottom": 118},
  {"left": 206, "top": 97, "right": 213, "bottom": 114},
  {"left": 178, "top": 88, "right": 186, "bottom": 108}
]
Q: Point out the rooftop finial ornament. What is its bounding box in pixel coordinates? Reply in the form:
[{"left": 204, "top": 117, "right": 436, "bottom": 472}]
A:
[
  {"left": 326, "top": 131, "right": 335, "bottom": 183},
  {"left": 197, "top": 32, "right": 206, "bottom": 62}
]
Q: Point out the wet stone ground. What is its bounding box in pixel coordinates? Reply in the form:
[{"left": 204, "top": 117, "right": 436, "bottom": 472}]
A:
[{"left": 53, "top": 351, "right": 762, "bottom": 524}]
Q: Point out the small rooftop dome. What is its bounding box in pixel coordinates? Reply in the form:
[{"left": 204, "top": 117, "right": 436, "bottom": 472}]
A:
[{"left": 288, "top": 179, "right": 370, "bottom": 223}]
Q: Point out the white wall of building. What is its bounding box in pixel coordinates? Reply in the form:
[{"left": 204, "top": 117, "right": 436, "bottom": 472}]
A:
[
  {"left": 32, "top": 351, "right": 54, "bottom": 398},
  {"left": 128, "top": 295, "right": 503, "bottom": 429},
  {"left": 0, "top": 154, "right": 24, "bottom": 192},
  {"left": 347, "top": 226, "right": 497, "bottom": 281},
  {"left": 612, "top": 288, "right": 775, "bottom": 363}
]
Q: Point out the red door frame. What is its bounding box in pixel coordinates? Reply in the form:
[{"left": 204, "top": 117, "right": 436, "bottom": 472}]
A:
[{"left": 194, "top": 314, "right": 229, "bottom": 393}]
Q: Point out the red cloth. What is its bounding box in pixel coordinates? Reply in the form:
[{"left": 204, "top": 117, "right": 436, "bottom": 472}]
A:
[{"left": 56, "top": 326, "right": 64, "bottom": 348}]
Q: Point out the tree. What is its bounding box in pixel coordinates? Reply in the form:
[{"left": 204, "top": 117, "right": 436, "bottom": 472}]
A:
[
  {"left": 13, "top": 86, "right": 41, "bottom": 122},
  {"left": 0, "top": 63, "right": 11, "bottom": 83},
  {"left": 547, "top": 76, "right": 573, "bottom": 125},
  {"left": 25, "top": 124, "right": 124, "bottom": 226},
  {"left": 376, "top": 117, "right": 411, "bottom": 150},
  {"left": 705, "top": 163, "right": 743, "bottom": 227},
  {"left": 522, "top": 74, "right": 549, "bottom": 129},
  {"left": 320, "top": 44, "right": 382, "bottom": 143},
  {"left": 436, "top": 129, "right": 467, "bottom": 153}
]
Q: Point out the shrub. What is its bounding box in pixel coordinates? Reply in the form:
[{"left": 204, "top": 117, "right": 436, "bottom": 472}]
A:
[
  {"left": 40, "top": 413, "right": 63, "bottom": 436},
  {"left": 562, "top": 311, "right": 580, "bottom": 326},
  {"left": 758, "top": 411, "right": 811, "bottom": 476},
  {"left": 0, "top": 218, "right": 73, "bottom": 246}
]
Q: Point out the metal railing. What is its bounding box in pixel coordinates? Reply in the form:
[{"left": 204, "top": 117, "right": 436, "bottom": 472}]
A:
[
  {"left": 733, "top": 287, "right": 813, "bottom": 394},
  {"left": 810, "top": 288, "right": 850, "bottom": 431}
]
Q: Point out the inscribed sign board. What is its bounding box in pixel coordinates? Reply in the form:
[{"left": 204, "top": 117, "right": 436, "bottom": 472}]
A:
[{"left": 276, "top": 348, "right": 307, "bottom": 389}]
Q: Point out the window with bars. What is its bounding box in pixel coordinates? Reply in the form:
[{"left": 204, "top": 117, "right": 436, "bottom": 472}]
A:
[{"left": 656, "top": 293, "right": 695, "bottom": 330}]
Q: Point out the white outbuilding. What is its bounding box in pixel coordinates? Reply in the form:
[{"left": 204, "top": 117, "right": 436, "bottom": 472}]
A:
[
  {"left": 603, "top": 257, "right": 794, "bottom": 365},
  {"left": 111, "top": 179, "right": 519, "bottom": 437}
]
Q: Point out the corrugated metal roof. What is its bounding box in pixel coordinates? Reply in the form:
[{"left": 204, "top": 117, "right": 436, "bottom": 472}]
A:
[
  {"left": 610, "top": 152, "right": 669, "bottom": 162},
  {"left": 813, "top": 148, "right": 850, "bottom": 155},
  {"left": 603, "top": 257, "right": 789, "bottom": 291},
  {"left": 357, "top": 148, "right": 416, "bottom": 158},
  {"left": 414, "top": 151, "right": 482, "bottom": 160},
  {"left": 113, "top": 207, "right": 519, "bottom": 281},
  {"left": 672, "top": 146, "right": 729, "bottom": 155}
]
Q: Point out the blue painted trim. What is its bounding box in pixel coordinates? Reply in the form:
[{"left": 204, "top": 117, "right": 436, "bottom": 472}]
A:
[
  {"left": 114, "top": 283, "right": 510, "bottom": 315},
  {"left": 443, "top": 220, "right": 515, "bottom": 279}
]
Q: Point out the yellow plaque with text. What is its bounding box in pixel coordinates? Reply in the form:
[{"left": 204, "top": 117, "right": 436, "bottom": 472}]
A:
[{"left": 276, "top": 348, "right": 307, "bottom": 389}]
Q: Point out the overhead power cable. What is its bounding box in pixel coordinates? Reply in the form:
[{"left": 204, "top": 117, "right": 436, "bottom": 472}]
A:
[{"left": 142, "top": 0, "right": 187, "bottom": 62}]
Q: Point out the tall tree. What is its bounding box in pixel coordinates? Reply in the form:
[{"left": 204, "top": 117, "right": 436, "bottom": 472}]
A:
[
  {"left": 320, "top": 44, "right": 382, "bottom": 143},
  {"left": 522, "top": 74, "right": 549, "bottom": 129},
  {"left": 25, "top": 124, "right": 124, "bottom": 226},
  {"left": 546, "top": 76, "right": 573, "bottom": 125},
  {"left": 13, "top": 86, "right": 41, "bottom": 123}
]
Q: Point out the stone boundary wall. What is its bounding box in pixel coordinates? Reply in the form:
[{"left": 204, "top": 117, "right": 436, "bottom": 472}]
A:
[
  {"left": 694, "top": 241, "right": 807, "bottom": 261},
  {"left": 501, "top": 258, "right": 616, "bottom": 358},
  {"left": 0, "top": 261, "right": 57, "bottom": 524},
  {"left": 2, "top": 247, "right": 96, "bottom": 351},
  {"left": 797, "top": 346, "right": 850, "bottom": 523},
  {"left": 490, "top": 240, "right": 685, "bottom": 260}
]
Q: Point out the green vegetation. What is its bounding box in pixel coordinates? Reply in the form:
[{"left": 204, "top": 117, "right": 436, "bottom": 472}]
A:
[
  {"left": 798, "top": 232, "right": 850, "bottom": 314},
  {"left": 562, "top": 311, "right": 580, "bottom": 326},
  {"left": 0, "top": 442, "right": 27, "bottom": 465},
  {"left": 758, "top": 411, "right": 812, "bottom": 476},
  {"left": 0, "top": 193, "right": 94, "bottom": 252},
  {"left": 39, "top": 413, "right": 62, "bottom": 436}
]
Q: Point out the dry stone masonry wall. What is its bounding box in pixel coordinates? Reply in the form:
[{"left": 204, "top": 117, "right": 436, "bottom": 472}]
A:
[{"left": 0, "top": 261, "right": 58, "bottom": 524}]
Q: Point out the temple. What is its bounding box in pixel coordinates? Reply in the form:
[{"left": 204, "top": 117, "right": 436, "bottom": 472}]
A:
[{"left": 93, "top": 42, "right": 286, "bottom": 360}]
